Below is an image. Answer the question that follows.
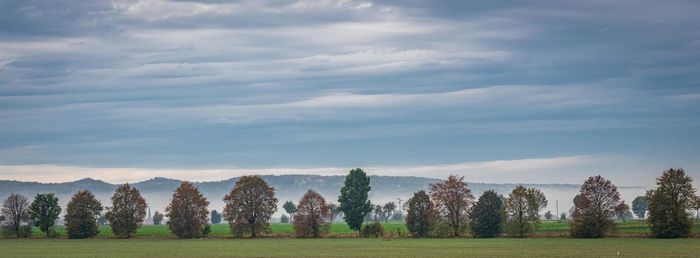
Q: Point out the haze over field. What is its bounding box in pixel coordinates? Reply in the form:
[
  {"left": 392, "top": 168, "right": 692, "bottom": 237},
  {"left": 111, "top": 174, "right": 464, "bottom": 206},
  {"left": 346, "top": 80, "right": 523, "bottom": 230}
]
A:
[{"left": 1, "top": 1, "right": 699, "bottom": 186}]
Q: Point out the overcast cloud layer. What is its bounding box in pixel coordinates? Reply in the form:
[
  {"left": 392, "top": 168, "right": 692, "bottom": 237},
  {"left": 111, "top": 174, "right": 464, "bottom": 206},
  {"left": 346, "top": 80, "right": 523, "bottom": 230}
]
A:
[{"left": 1, "top": 0, "right": 699, "bottom": 184}]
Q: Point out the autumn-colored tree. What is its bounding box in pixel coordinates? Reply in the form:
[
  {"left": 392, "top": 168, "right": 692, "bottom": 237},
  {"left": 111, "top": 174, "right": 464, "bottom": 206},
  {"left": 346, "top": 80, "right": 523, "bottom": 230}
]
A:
[
  {"left": 430, "top": 175, "right": 474, "bottom": 237},
  {"left": 569, "top": 175, "right": 620, "bottom": 238},
  {"left": 293, "top": 190, "right": 331, "bottom": 238},
  {"left": 223, "top": 175, "right": 278, "bottom": 238},
  {"left": 28, "top": 193, "right": 61, "bottom": 237},
  {"left": 152, "top": 211, "right": 164, "bottom": 225},
  {"left": 504, "top": 186, "right": 541, "bottom": 237},
  {"left": 1, "top": 193, "right": 30, "bottom": 237},
  {"left": 166, "top": 182, "right": 210, "bottom": 238},
  {"left": 106, "top": 183, "right": 148, "bottom": 238},
  {"left": 632, "top": 196, "right": 647, "bottom": 219},
  {"left": 647, "top": 168, "right": 697, "bottom": 238},
  {"left": 470, "top": 190, "right": 503, "bottom": 238},
  {"left": 338, "top": 168, "right": 373, "bottom": 232},
  {"left": 64, "top": 190, "right": 103, "bottom": 239}
]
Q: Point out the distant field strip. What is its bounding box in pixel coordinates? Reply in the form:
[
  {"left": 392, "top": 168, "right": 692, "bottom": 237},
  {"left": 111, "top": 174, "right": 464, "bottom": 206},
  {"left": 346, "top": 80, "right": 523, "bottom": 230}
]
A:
[
  {"left": 23, "top": 221, "right": 700, "bottom": 238},
  {"left": 1, "top": 238, "right": 700, "bottom": 257}
]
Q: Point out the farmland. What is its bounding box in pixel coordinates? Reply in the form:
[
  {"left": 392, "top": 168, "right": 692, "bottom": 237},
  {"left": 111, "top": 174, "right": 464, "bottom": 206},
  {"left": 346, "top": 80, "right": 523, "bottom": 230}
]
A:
[
  {"left": 1, "top": 238, "right": 700, "bottom": 257},
  {"left": 20, "top": 220, "right": 700, "bottom": 238}
]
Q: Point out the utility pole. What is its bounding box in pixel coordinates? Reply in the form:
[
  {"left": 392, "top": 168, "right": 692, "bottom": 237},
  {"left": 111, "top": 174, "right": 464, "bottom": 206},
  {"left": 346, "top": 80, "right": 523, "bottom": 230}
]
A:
[{"left": 556, "top": 200, "right": 559, "bottom": 221}]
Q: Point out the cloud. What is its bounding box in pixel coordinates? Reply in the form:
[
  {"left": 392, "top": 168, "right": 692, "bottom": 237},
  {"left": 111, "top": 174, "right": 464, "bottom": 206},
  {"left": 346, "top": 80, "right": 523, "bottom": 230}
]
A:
[{"left": 0, "top": 0, "right": 698, "bottom": 183}]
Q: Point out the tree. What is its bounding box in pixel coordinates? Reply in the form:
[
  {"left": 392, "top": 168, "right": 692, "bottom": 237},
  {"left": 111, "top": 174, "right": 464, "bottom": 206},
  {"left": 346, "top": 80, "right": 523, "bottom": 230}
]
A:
[
  {"left": 1, "top": 193, "right": 30, "bottom": 237},
  {"left": 106, "top": 183, "right": 148, "bottom": 238},
  {"left": 64, "top": 190, "right": 103, "bottom": 239},
  {"left": 544, "top": 211, "right": 553, "bottom": 220},
  {"left": 383, "top": 202, "right": 396, "bottom": 223},
  {"left": 283, "top": 201, "right": 296, "bottom": 222},
  {"left": 327, "top": 203, "right": 340, "bottom": 224},
  {"left": 504, "top": 186, "right": 540, "bottom": 237},
  {"left": 152, "top": 211, "right": 164, "bottom": 225},
  {"left": 210, "top": 210, "right": 222, "bottom": 224},
  {"left": 223, "top": 175, "right": 278, "bottom": 238},
  {"left": 614, "top": 201, "right": 632, "bottom": 222},
  {"left": 569, "top": 175, "right": 620, "bottom": 238},
  {"left": 338, "top": 168, "right": 373, "bottom": 232},
  {"left": 560, "top": 212, "right": 567, "bottom": 220},
  {"left": 166, "top": 182, "right": 209, "bottom": 238},
  {"left": 293, "top": 190, "right": 331, "bottom": 238},
  {"left": 632, "top": 196, "right": 647, "bottom": 219},
  {"left": 470, "top": 190, "right": 503, "bottom": 238},
  {"left": 526, "top": 188, "right": 548, "bottom": 218},
  {"left": 647, "top": 168, "right": 697, "bottom": 238},
  {"left": 405, "top": 190, "right": 436, "bottom": 237},
  {"left": 28, "top": 193, "right": 61, "bottom": 237},
  {"left": 373, "top": 204, "right": 384, "bottom": 222},
  {"left": 430, "top": 175, "right": 474, "bottom": 237}
]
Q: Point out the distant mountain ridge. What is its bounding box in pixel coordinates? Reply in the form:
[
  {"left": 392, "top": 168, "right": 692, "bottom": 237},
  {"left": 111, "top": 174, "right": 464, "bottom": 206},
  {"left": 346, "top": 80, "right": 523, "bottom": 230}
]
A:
[{"left": 0, "top": 175, "right": 645, "bottom": 218}]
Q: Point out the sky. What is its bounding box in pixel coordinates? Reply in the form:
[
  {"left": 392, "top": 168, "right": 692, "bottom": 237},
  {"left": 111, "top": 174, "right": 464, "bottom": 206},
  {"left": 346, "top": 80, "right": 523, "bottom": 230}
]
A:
[{"left": 0, "top": 0, "right": 699, "bottom": 185}]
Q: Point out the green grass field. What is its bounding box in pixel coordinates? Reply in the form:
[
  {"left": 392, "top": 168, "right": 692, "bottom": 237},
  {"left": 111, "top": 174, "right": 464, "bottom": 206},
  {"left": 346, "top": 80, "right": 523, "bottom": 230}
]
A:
[
  {"left": 3, "top": 221, "right": 700, "bottom": 257},
  {"left": 1, "top": 238, "right": 700, "bottom": 257},
  {"left": 23, "top": 220, "right": 700, "bottom": 238}
]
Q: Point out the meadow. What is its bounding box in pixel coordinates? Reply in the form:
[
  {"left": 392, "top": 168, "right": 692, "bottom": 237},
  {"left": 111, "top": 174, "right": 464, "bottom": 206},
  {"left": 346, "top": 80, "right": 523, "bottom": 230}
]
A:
[
  {"left": 2, "top": 238, "right": 700, "bottom": 257},
  {"left": 22, "top": 220, "right": 700, "bottom": 238}
]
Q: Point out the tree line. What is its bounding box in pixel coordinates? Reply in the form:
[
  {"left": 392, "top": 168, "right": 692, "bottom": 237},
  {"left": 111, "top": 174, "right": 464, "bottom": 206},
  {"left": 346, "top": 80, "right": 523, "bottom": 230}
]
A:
[{"left": 1, "top": 168, "right": 698, "bottom": 239}]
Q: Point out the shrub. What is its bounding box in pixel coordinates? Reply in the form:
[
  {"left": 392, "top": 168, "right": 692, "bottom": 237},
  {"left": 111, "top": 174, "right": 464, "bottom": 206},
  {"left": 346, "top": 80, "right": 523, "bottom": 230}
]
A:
[{"left": 361, "top": 222, "right": 384, "bottom": 238}]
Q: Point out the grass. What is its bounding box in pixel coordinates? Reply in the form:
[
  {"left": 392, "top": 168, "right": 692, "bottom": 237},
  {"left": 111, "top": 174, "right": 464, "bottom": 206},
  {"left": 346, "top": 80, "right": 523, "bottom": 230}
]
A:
[
  {"left": 26, "top": 220, "right": 700, "bottom": 238},
  {"left": 1, "top": 238, "right": 700, "bottom": 257}
]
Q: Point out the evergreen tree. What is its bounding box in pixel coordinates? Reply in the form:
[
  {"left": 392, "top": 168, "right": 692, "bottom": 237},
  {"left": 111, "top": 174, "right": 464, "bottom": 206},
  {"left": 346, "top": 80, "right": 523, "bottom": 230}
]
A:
[
  {"left": 470, "top": 190, "right": 503, "bottom": 238},
  {"left": 338, "top": 168, "right": 373, "bottom": 232},
  {"left": 405, "top": 191, "right": 435, "bottom": 237}
]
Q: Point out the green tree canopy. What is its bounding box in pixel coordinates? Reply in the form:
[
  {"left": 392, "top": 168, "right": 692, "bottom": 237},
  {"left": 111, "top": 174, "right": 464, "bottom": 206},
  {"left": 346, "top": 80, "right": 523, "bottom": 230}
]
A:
[
  {"left": 632, "top": 196, "right": 647, "bottom": 219},
  {"left": 647, "top": 168, "right": 697, "bottom": 238},
  {"left": 470, "top": 190, "right": 504, "bottom": 238},
  {"left": 28, "top": 193, "right": 61, "bottom": 237},
  {"left": 338, "top": 168, "right": 373, "bottom": 232},
  {"left": 405, "top": 190, "right": 435, "bottom": 237}
]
